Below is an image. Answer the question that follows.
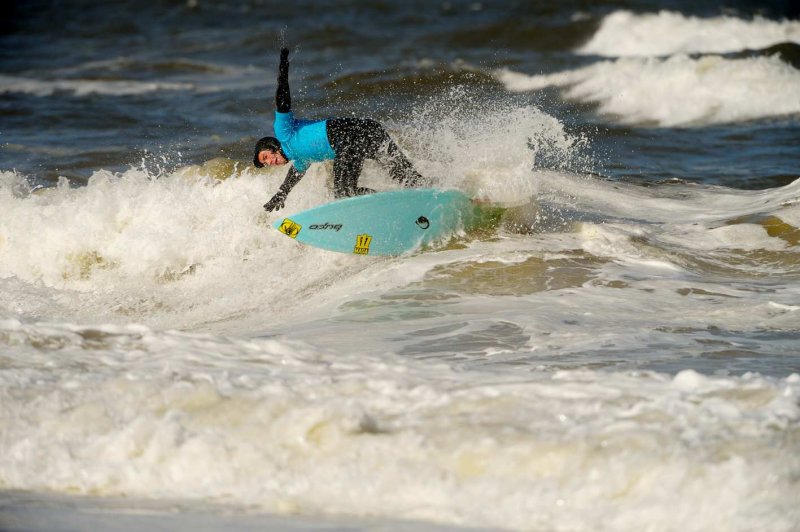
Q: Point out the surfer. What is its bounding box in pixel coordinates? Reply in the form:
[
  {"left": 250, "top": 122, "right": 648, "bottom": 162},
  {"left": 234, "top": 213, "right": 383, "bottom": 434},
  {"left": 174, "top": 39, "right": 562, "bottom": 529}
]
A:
[{"left": 254, "top": 48, "right": 427, "bottom": 212}]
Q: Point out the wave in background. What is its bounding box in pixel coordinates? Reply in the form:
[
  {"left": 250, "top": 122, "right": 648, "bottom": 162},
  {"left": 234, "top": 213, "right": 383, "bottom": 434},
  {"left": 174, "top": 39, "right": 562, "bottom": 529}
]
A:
[
  {"left": 577, "top": 10, "right": 800, "bottom": 57},
  {"left": 498, "top": 10, "right": 800, "bottom": 126},
  {"left": 497, "top": 54, "right": 800, "bottom": 126}
]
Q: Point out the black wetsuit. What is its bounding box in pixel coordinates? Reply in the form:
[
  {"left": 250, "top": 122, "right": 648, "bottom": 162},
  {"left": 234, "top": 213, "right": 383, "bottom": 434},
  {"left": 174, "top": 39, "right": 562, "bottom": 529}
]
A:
[
  {"left": 263, "top": 49, "right": 425, "bottom": 211},
  {"left": 326, "top": 118, "right": 425, "bottom": 196}
]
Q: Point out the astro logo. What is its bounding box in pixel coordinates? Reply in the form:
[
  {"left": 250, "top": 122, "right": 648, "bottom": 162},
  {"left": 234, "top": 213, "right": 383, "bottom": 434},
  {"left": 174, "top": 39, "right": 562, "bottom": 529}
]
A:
[
  {"left": 309, "top": 222, "right": 343, "bottom": 232},
  {"left": 278, "top": 218, "right": 302, "bottom": 239},
  {"left": 353, "top": 234, "right": 372, "bottom": 255}
]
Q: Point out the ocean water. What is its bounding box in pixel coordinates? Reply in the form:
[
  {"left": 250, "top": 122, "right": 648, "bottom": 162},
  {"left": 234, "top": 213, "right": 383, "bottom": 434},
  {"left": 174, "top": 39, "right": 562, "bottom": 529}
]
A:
[{"left": 1, "top": 1, "right": 799, "bottom": 531}]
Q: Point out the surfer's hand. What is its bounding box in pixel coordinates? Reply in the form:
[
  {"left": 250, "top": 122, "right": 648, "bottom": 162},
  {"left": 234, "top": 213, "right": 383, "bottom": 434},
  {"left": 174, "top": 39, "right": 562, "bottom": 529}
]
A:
[
  {"left": 279, "top": 48, "right": 289, "bottom": 76},
  {"left": 263, "top": 192, "right": 286, "bottom": 212}
]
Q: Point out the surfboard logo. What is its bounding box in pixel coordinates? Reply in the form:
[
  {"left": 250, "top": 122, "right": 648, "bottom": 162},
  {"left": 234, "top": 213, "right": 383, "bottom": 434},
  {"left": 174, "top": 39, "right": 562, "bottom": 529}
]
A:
[
  {"left": 278, "top": 218, "right": 302, "bottom": 239},
  {"left": 309, "top": 222, "right": 343, "bottom": 232},
  {"left": 415, "top": 216, "right": 430, "bottom": 230},
  {"left": 353, "top": 234, "right": 372, "bottom": 255}
]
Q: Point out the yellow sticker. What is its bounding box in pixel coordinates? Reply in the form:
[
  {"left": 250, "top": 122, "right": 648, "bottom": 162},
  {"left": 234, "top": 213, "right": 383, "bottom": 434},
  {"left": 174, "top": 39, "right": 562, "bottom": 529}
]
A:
[
  {"left": 353, "top": 234, "right": 372, "bottom": 255},
  {"left": 278, "top": 218, "right": 302, "bottom": 239}
]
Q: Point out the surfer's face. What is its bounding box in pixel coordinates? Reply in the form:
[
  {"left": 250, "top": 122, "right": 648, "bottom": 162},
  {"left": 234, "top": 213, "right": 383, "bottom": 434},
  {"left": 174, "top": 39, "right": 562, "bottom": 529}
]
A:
[{"left": 258, "top": 149, "right": 288, "bottom": 166}]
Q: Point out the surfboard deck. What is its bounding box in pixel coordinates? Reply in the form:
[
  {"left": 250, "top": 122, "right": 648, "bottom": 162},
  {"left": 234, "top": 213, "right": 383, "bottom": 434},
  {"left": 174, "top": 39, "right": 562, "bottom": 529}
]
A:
[{"left": 272, "top": 189, "right": 476, "bottom": 256}]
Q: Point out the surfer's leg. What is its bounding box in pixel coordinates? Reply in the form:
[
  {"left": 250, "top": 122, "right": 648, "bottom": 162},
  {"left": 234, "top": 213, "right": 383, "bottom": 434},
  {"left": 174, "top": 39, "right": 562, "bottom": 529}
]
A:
[
  {"left": 332, "top": 151, "right": 366, "bottom": 198},
  {"left": 328, "top": 118, "right": 423, "bottom": 191},
  {"left": 354, "top": 119, "right": 427, "bottom": 188},
  {"left": 381, "top": 139, "right": 427, "bottom": 188},
  {"left": 329, "top": 118, "right": 380, "bottom": 198}
]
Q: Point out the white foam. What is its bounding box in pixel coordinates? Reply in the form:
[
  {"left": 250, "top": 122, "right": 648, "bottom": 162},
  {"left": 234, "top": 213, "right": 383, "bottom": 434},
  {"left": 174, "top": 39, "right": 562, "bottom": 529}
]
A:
[
  {"left": 578, "top": 10, "right": 800, "bottom": 57},
  {"left": 406, "top": 89, "right": 591, "bottom": 202},
  {"left": 3, "top": 138, "right": 799, "bottom": 331},
  {"left": 0, "top": 170, "right": 33, "bottom": 198},
  {"left": 0, "top": 74, "right": 195, "bottom": 97},
  {"left": 533, "top": 168, "right": 800, "bottom": 223},
  {"left": 0, "top": 166, "right": 373, "bottom": 330},
  {"left": 496, "top": 53, "right": 800, "bottom": 126},
  {"left": 0, "top": 321, "right": 798, "bottom": 531},
  {"left": 768, "top": 301, "right": 800, "bottom": 311}
]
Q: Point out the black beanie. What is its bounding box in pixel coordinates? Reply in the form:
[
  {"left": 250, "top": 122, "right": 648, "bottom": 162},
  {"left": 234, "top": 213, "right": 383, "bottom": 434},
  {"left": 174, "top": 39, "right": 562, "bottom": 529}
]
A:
[{"left": 253, "top": 136, "right": 284, "bottom": 167}]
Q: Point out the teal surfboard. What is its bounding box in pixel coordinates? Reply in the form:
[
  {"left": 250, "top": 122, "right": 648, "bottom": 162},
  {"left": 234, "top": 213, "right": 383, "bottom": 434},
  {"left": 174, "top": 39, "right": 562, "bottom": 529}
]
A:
[{"left": 272, "top": 189, "right": 475, "bottom": 256}]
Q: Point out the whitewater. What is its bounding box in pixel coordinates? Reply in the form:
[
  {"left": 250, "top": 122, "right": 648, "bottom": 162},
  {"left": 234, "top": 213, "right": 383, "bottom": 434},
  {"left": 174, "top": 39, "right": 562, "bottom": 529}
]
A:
[{"left": 3, "top": 111, "right": 799, "bottom": 529}]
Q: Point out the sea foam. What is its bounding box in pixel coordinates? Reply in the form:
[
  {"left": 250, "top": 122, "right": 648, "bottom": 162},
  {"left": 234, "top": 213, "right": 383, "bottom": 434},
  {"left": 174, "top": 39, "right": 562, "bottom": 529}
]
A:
[
  {"left": 1, "top": 320, "right": 798, "bottom": 531},
  {"left": 0, "top": 74, "right": 195, "bottom": 97},
  {"left": 496, "top": 54, "right": 800, "bottom": 126},
  {"left": 578, "top": 10, "right": 800, "bottom": 57}
]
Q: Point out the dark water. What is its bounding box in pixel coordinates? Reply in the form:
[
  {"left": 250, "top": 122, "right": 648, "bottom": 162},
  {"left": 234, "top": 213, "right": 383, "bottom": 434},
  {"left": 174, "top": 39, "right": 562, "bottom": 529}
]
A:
[{"left": 2, "top": 0, "right": 798, "bottom": 188}]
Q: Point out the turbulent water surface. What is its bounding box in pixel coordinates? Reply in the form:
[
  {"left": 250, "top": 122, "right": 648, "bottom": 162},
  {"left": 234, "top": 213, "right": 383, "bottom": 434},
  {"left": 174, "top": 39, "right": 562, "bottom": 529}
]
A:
[{"left": 1, "top": 1, "right": 799, "bottom": 531}]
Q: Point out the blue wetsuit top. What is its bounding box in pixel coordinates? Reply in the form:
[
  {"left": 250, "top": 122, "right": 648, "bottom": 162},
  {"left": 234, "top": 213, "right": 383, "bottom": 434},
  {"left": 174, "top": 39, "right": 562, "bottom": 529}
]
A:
[{"left": 273, "top": 111, "right": 335, "bottom": 173}]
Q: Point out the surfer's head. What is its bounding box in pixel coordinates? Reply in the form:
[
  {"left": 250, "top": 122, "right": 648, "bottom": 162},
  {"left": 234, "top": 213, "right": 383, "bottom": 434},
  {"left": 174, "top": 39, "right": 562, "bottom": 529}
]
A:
[{"left": 253, "top": 137, "right": 288, "bottom": 167}]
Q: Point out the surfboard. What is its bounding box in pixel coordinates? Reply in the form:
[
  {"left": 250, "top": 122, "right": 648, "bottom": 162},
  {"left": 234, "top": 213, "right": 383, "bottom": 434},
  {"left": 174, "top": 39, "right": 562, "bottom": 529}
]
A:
[{"left": 272, "top": 189, "right": 476, "bottom": 256}]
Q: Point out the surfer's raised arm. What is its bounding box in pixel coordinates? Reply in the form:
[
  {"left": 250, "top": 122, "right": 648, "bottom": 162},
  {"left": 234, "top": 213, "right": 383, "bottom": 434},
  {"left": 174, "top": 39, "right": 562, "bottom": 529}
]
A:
[
  {"left": 276, "top": 47, "right": 291, "bottom": 113},
  {"left": 253, "top": 47, "right": 427, "bottom": 212}
]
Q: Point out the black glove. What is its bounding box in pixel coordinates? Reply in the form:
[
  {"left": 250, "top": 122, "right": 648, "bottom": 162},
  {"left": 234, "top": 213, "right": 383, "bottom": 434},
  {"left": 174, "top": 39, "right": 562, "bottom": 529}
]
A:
[{"left": 263, "top": 191, "right": 286, "bottom": 212}]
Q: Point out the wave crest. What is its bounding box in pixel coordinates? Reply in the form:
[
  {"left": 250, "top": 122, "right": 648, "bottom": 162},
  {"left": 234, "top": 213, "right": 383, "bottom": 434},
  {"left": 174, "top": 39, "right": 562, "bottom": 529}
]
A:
[
  {"left": 578, "top": 10, "right": 800, "bottom": 57},
  {"left": 497, "top": 54, "right": 800, "bottom": 126}
]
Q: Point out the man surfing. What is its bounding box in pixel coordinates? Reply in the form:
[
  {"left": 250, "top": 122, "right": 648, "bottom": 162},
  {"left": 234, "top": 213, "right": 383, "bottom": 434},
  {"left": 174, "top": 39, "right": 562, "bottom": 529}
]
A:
[{"left": 254, "top": 48, "right": 427, "bottom": 212}]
